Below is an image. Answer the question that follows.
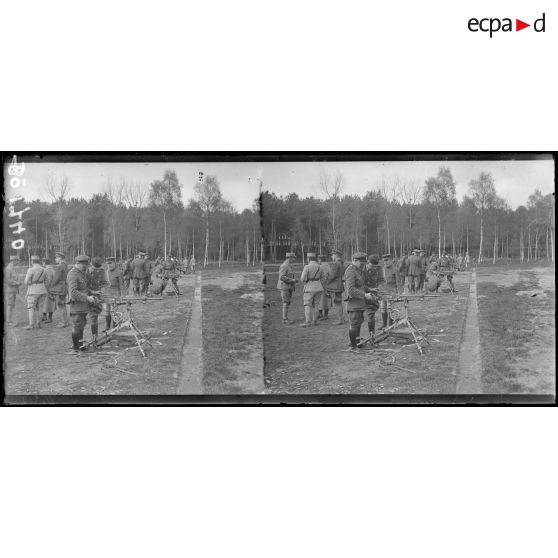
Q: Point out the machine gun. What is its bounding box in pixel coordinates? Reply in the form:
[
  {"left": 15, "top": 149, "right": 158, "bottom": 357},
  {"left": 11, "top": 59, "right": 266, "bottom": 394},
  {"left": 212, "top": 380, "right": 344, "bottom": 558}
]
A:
[
  {"left": 82, "top": 295, "right": 163, "bottom": 357},
  {"left": 357, "top": 290, "right": 440, "bottom": 355}
]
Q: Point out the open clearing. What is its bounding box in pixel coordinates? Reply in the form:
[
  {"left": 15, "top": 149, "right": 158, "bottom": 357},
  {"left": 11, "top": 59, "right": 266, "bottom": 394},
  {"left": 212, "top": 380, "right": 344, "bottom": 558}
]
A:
[{"left": 263, "top": 262, "right": 555, "bottom": 396}]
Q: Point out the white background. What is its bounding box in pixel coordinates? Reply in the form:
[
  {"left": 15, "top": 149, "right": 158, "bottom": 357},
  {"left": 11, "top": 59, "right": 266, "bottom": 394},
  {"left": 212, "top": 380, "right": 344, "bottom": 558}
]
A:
[{"left": 1, "top": 1, "right": 556, "bottom": 557}]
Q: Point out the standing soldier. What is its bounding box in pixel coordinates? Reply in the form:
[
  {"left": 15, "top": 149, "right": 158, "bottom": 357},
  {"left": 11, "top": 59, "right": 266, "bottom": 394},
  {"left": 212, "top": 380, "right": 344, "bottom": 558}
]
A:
[
  {"left": 407, "top": 249, "right": 422, "bottom": 294},
  {"left": 103, "top": 256, "right": 124, "bottom": 331},
  {"left": 316, "top": 254, "right": 330, "bottom": 320},
  {"left": 131, "top": 252, "right": 147, "bottom": 296},
  {"left": 464, "top": 251, "right": 470, "bottom": 270},
  {"left": 325, "top": 249, "right": 345, "bottom": 325},
  {"left": 189, "top": 255, "right": 197, "bottom": 273},
  {"left": 23, "top": 255, "right": 48, "bottom": 330},
  {"left": 300, "top": 252, "right": 323, "bottom": 327},
  {"left": 121, "top": 257, "right": 133, "bottom": 296},
  {"left": 456, "top": 253, "right": 464, "bottom": 272},
  {"left": 163, "top": 256, "right": 180, "bottom": 294},
  {"left": 4, "top": 255, "right": 22, "bottom": 326},
  {"left": 67, "top": 255, "right": 97, "bottom": 352},
  {"left": 86, "top": 256, "right": 109, "bottom": 344},
  {"left": 381, "top": 253, "right": 399, "bottom": 329},
  {"left": 343, "top": 252, "right": 378, "bottom": 351},
  {"left": 276, "top": 252, "right": 298, "bottom": 324},
  {"left": 144, "top": 253, "right": 154, "bottom": 294},
  {"left": 418, "top": 249, "right": 428, "bottom": 293},
  {"left": 364, "top": 254, "right": 384, "bottom": 340},
  {"left": 398, "top": 252, "right": 410, "bottom": 294},
  {"left": 48, "top": 252, "right": 70, "bottom": 328},
  {"left": 41, "top": 258, "right": 56, "bottom": 323}
]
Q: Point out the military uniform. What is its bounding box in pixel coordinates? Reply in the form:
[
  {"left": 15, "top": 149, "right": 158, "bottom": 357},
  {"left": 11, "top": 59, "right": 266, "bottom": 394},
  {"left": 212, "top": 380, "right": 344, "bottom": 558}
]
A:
[
  {"left": 418, "top": 251, "right": 428, "bottom": 292},
  {"left": 131, "top": 254, "right": 147, "bottom": 296},
  {"left": 317, "top": 256, "right": 330, "bottom": 319},
  {"left": 122, "top": 258, "right": 133, "bottom": 295},
  {"left": 324, "top": 250, "right": 345, "bottom": 325},
  {"left": 277, "top": 253, "right": 297, "bottom": 323},
  {"left": 300, "top": 254, "right": 323, "bottom": 327},
  {"left": 343, "top": 253, "right": 377, "bottom": 349},
  {"left": 381, "top": 254, "right": 399, "bottom": 329},
  {"left": 398, "top": 255, "right": 410, "bottom": 293},
  {"left": 24, "top": 258, "right": 48, "bottom": 329},
  {"left": 87, "top": 259, "right": 109, "bottom": 340},
  {"left": 4, "top": 257, "right": 21, "bottom": 325},
  {"left": 163, "top": 257, "right": 179, "bottom": 294},
  {"left": 102, "top": 258, "right": 124, "bottom": 331},
  {"left": 407, "top": 251, "right": 422, "bottom": 293},
  {"left": 439, "top": 253, "right": 457, "bottom": 291},
  {"left": 42, "top": 261, "right": 56, "bottom": 321},
  {"left": 364, "top": 257, "right": 384, "bottom": 336},
  {"left": 425, "top": 259, "right": 442, "bottom": 292},
  {"left": 49, "top": 253, "right": 69, "bottom": 326},
  {"left": 67, "top": 255, "right": 94, "bottom": 351}
]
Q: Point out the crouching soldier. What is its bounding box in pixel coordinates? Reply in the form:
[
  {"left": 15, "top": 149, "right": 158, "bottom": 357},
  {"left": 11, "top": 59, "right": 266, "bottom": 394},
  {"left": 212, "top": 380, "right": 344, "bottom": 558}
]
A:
[
  {"left": 67, "top": 255, "right": 98, "bottom": 352},
  {"left": 277, "top": 252, "right": 298, "bottom": 324}
]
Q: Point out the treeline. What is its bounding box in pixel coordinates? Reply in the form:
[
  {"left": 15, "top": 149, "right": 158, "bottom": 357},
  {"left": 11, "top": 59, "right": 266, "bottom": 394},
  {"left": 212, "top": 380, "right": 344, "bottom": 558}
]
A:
[
  {"left": 261, "top": 167, "right": 555, "bottom": 264},
  {"left": 4, "top": 170, "right": 262, "bottom": 267}
]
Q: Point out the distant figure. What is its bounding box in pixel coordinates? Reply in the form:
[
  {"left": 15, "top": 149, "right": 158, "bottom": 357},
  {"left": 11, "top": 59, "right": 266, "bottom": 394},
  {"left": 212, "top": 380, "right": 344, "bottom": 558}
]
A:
[
  {"left": 189, "top": 255, "right": 196, "bottom": 273},
  {"left": 464, "top": 252, "right": 470, "bottom": 270}
]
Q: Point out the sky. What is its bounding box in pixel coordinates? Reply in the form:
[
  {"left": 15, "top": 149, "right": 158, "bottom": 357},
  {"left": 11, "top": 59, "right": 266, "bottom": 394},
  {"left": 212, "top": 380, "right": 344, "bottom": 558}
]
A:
[{"left": 4, "top": 158, "right": 554, "bottom": 210}]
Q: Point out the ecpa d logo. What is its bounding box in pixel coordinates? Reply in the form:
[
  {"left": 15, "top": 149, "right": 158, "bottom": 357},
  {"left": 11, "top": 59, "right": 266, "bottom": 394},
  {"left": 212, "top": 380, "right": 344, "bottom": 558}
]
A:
[{"left": 468, "top": 13, "right": 546, "bottom": 37}]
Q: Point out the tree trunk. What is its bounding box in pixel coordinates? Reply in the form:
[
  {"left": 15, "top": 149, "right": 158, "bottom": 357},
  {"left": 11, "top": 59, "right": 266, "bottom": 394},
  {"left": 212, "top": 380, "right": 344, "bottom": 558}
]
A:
[
  {"left": 492, "top": 225, "right": 497, "bottom": 265},
  {"left": 520, "top": 229, "right": 524, "bottom": 263},
  {"left": 437, "top": 208, "right": 441, "bottom": 258},
  {"left": 204, "top": 218, "right": 209, "bottom": 268},
  {"left": 163, "top": 210, "right": 167, "bottom": 260},
  {"left": 534, "top": 230, "right": 539, "bottom": 260},
  {"left": 245, "top": 236, "right": 250, "bottom": 267},
  {"left": 478, "top": 213, "right": 484, "bottom": 264}
]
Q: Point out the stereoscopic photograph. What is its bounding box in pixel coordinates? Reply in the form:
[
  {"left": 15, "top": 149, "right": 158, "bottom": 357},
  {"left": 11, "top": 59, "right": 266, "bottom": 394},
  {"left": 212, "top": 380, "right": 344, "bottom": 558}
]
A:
[{"left": 2, "top": 154, "right": 555, "bottom": 403}]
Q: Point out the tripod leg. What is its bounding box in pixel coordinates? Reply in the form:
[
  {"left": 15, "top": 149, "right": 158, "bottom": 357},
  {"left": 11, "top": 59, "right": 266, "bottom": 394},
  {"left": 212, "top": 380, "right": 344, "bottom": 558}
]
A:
[
  {"left": 407, "top": 317, "right": 430, "bottom": 346},
  {"left": 407, "top": 320, "right": 424, "bottom": 355}
]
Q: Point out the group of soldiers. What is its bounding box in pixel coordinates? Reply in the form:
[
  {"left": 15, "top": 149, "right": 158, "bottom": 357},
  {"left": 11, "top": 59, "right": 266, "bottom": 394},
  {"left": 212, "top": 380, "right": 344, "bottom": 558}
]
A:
[
  {"left": 277, "top": 248, "right": 462, "bottom": 352},
  {"left": 4, "top": 250, "right": 192, "bottom": 354}
]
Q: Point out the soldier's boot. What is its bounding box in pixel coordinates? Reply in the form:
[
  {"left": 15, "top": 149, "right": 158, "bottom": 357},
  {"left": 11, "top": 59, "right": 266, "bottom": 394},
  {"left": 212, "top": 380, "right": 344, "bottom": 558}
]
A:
[
  {"left": 336, "top": 303, "right": 344, "bottom": 325},
  {"left": 381, "top": 312, "right": 388, "bottom": 329},
  {"left": 324, "top": 309, "right": 329, "bottom": 320},
  {"left": 105, "top": 315, "right": 112, "bottom": 332},
  {"left": 300, "top": 306, "right": 312, "bottom": 327},
  {"left": 25, "top": 309, "right": 35, "bottom": 329},
  {"left": 282, "top": 304, "right": 290, "bottom": 324},
  {"left": 71, "top": 333, "right": 81, "bottom": 352},
  {"left": 59, "top": 306, "right": 69, "bottom": 327},
  {"left": 388, "top": 312, "right": 394, "bottom": 326},
  {"left": 47, "top": 312, "right": 53, "bottom": 323},
  {"left": 368, "top": 320, "right": 375, "bottom": 338},
  {"left": 348, "top": 327, "right": 359, "bottom": 349},
  {"left": 42, "top": 312, "right": 48, "bottom": 322},
  {"left": 311, "top": 309, "right": 318, "bottom": 326},
  {"left": 91, "top": 323, "right": 98, "bottom": 346},
  {"left": 317, "top": 310, "right": 324, "bottom": 320}
]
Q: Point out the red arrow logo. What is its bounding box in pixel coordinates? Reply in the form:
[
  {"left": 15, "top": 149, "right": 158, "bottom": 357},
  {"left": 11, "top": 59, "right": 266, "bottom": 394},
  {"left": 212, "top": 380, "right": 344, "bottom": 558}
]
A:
[{"left": 516, "top": 19, "right": 530, "bottom": 31}]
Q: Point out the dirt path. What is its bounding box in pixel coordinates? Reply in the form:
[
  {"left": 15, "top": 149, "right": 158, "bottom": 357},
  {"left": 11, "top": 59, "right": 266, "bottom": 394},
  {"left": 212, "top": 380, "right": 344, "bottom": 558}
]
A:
[
  {"left": 456, "top": 270, "right": 483, "bottom": 394},
  {"left": 177, "top": 274, "right": 203, "bottom": 394}
]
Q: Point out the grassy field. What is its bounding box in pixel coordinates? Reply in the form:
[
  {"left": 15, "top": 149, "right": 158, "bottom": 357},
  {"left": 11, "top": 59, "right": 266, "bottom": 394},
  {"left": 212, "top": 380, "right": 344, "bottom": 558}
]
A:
[
  {"left": 476, "top": 265, "right": 555, "bottom": 394},
  {"left": 263, "top": 269, "right": 470, "bottom": 394},
  {"left": 4, "top": 275, "right": 196, "bottom": 396},
  {"left": 200, "top": 267, "right": 264, "bottom": 394}
]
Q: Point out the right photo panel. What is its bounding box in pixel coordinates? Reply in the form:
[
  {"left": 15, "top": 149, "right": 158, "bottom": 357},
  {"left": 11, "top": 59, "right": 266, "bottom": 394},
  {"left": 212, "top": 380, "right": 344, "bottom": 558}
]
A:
[{"left": 261, "top": 156, "right": 555, "bottom": 399}]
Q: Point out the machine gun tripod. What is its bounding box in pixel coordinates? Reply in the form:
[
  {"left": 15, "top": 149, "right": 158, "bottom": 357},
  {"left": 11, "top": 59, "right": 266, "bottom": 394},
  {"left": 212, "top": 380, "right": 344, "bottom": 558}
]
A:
[
  {"left": 82, "top": 296, "right": 163, "bottom": 357},
  {"left": 357, "top": 292, "right": 440, "bottom": 355}
]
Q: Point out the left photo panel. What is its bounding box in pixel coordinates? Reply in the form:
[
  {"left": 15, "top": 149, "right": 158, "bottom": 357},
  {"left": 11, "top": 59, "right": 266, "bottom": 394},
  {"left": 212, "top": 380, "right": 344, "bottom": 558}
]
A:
[{"left": 3, "top": 156, "right": 264, "bottom": 400}]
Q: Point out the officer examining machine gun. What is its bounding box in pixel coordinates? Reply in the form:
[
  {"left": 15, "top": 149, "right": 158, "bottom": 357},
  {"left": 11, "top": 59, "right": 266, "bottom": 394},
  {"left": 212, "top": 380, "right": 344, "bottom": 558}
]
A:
[
  {"left": 343, "top": 252, "right": 378, "bottom": 352},
  {"left": 67, "top": 255, "right": 98, "bottom": 353}
]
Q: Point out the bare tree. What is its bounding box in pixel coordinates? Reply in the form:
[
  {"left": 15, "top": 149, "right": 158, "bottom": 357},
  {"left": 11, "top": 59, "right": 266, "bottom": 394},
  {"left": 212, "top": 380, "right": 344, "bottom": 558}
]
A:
[
  {"left": 376, "top": 175, "right": 399, "bottom": 254},
  {"left": 124, "top": 180, "right": 148, "bottom": 233},
  {"left": 397, "top": 176, "right": 423, "bottom": 229},
  {"left": 104, "top": 177, "right": 127, "bottom": 258},
  {"left": 44, "top": 173, "right": 72, "bottom": 252},
  {"left": 469, "top": 172, "right": 497, "bottom": 264},
  {"left": 195, "top": 175, "right": 223, "bottom": 267},
  {"left": 319, "top": 170, "right": 344, "bottom": 249},
  {"left": 424, "top": 167, "right": 457, "bottom": 258}
]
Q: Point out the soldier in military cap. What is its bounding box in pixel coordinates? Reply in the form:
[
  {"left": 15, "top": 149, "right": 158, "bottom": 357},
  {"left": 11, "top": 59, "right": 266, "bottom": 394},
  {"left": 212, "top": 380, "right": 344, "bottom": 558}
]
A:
[
  {"left": 121, "top": 256, "right": 133, "bottom": 296},
  {"left": 4, "top": 255, "right": 22, "bottom": 326},
  {"left": 277, "top": 252, "right": 298, "bottom": 324},
  {"left": 23, "top": 255, "right": 48, "bottom": 329},
  {"left": 364, "top": 254, "right": 384, "bottom": 338},
  {"left": 324, "top": 249, "right": 345, "bottom": 325},
  {"left": 67, "top": 255, "right": 98, "bottom": 352},
  {"left": 316, "top": 254, "right": 330, "bottom": 320},
  {"left": 131, "top": 252, "right": 148, "bottom": 296},
  {"left": 41, "top": 258, "right": 56, "bottom": 323},
  {"left": 300, "top": 252, "right": 324, "bottom": 327},
  {"left": 102, "top": 256, "right": 124, "bottom": 331},
  {"left": 48, "top": 251, "right": 70, "bottom": 327},
  {"left": 380, "top": 253, "right": 399, "bottom": 329},
  {"left": 407, "top": 248, "right": 423, "bottom": 294},
  {"left": 86, "top": 256, "right": 109, "bottom": 344},
  {"left": 343, "top": 252, "right": 378, "bottom": 351}
]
